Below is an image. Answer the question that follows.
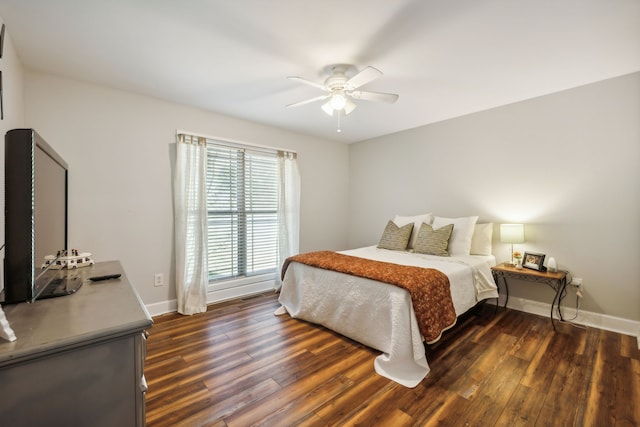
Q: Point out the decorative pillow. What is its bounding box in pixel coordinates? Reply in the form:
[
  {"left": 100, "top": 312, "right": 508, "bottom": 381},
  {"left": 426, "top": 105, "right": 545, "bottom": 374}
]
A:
[
  {"left": 377, "top": 221, "right": 414, "bottom": 251},
  {"left": 470, "top": 223, "right": 493, "bottom": 256},
  {"left": 431, "top": 216, "right": 479, "bottom": 256},
  {"left": 393, "top": 213, "right": 433, "bottom": 249},
  {"left": 413, "top": 223, "right": 454, "bottom": 256}
]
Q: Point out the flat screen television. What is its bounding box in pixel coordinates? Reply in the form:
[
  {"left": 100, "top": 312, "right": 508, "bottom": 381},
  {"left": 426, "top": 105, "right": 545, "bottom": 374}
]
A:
[{"left": 2, "top": 128, "right": 79, "bottom": 304}]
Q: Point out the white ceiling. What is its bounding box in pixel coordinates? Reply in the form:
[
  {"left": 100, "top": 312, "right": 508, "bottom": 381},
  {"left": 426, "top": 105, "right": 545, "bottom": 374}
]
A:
[{"left": 0, "top": 0, "right": 638, "bottom": 143}]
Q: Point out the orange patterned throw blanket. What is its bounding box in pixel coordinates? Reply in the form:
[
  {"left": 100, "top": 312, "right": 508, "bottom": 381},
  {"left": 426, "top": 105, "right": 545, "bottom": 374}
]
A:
[{"left": 282, "top": 251, "right": 457, "bottom": 343}]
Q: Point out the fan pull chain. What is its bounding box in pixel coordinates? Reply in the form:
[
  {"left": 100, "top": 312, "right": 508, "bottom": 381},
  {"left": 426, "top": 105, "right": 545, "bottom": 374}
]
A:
[{"left": 336, "top": 110, "right": 342, "bottom": 132}]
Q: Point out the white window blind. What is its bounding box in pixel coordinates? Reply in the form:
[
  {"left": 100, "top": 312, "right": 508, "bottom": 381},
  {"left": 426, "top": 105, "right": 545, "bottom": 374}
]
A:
[{"left": 206, "top": 142, "right": 279, "bottom": 282}]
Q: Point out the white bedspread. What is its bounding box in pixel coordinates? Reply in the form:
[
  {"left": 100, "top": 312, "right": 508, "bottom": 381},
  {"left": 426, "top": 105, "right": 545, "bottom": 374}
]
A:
[{"left": 276, "top": 246, "right": 498, "bottom": 387}]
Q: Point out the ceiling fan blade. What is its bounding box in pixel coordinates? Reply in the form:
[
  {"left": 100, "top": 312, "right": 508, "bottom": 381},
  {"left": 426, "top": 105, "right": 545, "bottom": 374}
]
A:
[
  {"left": 287, "top": 76, "right": 328, "bottom": 91},
  {"left": 286, "top": 94, "right": 330, "bottom": 108},
  {"left": 346, "top": 66, "right": 383, "bottom": 89},
  {"left": 349, "top": 90, "right": 399, "bottom": 104}
]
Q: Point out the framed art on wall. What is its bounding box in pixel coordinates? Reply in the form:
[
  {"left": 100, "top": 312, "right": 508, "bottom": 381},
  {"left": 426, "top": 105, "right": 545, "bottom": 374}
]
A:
[
  {"left": 0, "top": 24, "right": 4, "bottom": 59},
  {"left": 0, "top": 71, "right": 3, "bottom": 120}
]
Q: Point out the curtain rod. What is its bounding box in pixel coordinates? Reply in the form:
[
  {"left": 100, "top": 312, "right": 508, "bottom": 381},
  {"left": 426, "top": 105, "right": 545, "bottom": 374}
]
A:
[{"left": 176, "top": 129, "right": 297, "bottom": 155}]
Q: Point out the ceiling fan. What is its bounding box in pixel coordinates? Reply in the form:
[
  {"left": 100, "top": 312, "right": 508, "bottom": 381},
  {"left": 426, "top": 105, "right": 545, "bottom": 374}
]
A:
[{"left": 286, "top": 64, "right": 399, "bottom": 131}]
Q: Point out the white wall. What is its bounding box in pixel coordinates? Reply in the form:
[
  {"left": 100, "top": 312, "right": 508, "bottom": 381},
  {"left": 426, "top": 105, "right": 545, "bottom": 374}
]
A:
[
  {"left": 0, "top": 19, "right": 25, "bottom": 291},
  {"left": 348, "top": 72, "right": 640, "bottom": 322},
  {"left": 0, "top": 20, "right": 24, "bottom": 135},
  {"left": 23, "top": 71, "right": 349, "bottom": 306}
]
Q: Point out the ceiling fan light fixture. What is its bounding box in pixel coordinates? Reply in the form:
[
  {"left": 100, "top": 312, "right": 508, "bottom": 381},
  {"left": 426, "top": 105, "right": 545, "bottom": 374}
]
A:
[
  {"left": 321, "top": 101, "right": 334, "bottom": 116},
  {"left": 329, "top": 91, "right": 347, "bottom": 110},
  {"left": 287, "top": 64, "right": 399, "bottom": 131},
  {"left": 344, "top": 97, "right": 357, "bottom": 115}
]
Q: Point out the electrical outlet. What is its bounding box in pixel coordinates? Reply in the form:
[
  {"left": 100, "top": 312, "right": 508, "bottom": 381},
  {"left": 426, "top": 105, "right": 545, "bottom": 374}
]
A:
[
  {"left": 154, "top": 273, "right": 164, "bottom": 287},
  {"left": 570, "top": 277, "right": 583, "bottom": 292}
]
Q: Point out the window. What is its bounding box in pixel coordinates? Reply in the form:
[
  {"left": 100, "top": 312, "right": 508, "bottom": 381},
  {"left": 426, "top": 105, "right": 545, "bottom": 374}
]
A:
[
  {"left": 205, "top": 142, "right": 279, "bottom": 283},
  {"left": 175, "top": 131, "right": 299, "bottom": 312}
]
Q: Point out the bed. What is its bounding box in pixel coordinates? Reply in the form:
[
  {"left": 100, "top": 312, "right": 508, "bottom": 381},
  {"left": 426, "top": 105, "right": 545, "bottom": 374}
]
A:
[{"left": 276, "top": 215, "right": 499, "bottom": 388}]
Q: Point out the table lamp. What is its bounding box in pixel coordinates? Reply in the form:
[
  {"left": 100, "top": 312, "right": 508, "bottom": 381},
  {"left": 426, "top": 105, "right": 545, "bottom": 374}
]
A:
[{"left": 500, "top": 224, "right": 525, "bottom": 265}]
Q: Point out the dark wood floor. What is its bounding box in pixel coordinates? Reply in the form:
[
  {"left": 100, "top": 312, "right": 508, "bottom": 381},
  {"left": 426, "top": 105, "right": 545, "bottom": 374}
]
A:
[{"left": 144, "top": 292, "right": 640, "bottom": 426}]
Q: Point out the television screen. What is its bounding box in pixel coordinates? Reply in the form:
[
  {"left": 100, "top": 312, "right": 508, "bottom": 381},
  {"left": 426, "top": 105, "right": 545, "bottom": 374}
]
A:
[
  {"left": 34, "top": 145, "right": 67, "bottom": 274},
  {"left": 3, "top": 129, "right": 70, "bottom": 304}
]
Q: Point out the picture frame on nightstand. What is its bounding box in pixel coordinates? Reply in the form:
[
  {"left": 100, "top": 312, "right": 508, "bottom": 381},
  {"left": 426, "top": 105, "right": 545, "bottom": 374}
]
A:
[{"left": 523, "top": 251, "right": 546, "bottom": 271}]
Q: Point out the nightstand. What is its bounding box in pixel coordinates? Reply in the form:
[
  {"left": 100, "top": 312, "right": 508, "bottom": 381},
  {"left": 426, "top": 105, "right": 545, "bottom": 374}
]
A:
[{"left": 491, "top": 263, "right": 568, "bottom": 330}]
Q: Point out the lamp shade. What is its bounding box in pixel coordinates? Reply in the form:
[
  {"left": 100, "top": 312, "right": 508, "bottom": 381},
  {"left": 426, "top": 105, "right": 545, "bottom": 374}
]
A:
[
  {"left": 330, "top": 91, "right": 347, "bottom": 110},
  {"left": 321, "top": 101, "right": 334, "bottom": 116},
  {"left": 500, "top": 224, "right": 525, "bottom": 243}
]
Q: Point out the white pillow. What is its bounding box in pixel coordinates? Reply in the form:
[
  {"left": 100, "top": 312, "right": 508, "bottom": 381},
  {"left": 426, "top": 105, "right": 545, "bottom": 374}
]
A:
[
  {"left": 432, "top": 216, "right": 479, "bottom": 256},
  {"left": 470, "top": 223, "right": 493, "bottom": 256},
  {"left": 394, "top": 213, "right": 433, "bottom": 249}
]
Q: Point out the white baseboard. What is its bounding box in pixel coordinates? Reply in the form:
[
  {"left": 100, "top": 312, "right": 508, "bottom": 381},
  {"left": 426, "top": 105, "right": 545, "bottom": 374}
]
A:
[
  {"left": 145, "top": 299, "right": 178, "bottom": 317},
  {"left": 500, "top": 295, "right": 640, "bottom": 349},
  {"left": 145, "top": 280, "right": 276, "bottom": 318}
]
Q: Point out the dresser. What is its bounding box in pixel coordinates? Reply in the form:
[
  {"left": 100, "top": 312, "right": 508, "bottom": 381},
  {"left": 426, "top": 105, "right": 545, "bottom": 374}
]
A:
[{"left": 0, "top": 261, "right": 153, "bottom": 426}]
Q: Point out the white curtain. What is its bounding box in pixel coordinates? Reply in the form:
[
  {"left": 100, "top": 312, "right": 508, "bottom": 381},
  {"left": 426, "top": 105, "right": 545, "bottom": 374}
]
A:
[
  {"left": 173, "top": 135, "right": 208, "bottom": 315},
  {"left": 276, "top": 151, "right": 301, "bottom": 289}
]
